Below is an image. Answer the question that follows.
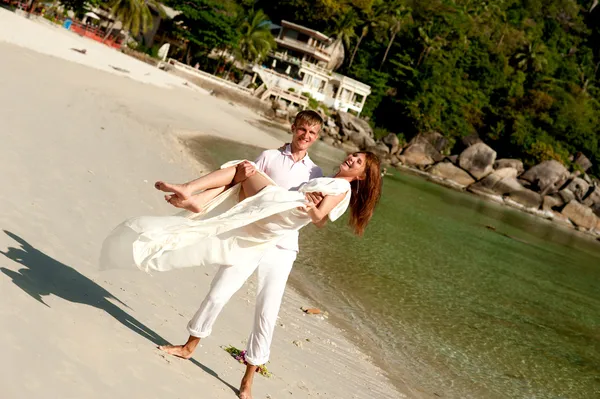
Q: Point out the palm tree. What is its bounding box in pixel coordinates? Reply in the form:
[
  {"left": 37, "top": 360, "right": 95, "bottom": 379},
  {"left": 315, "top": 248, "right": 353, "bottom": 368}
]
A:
[
  {"left": 348, "top": 1, "right": 389, "bottom": 68},
  {"left": 328, "top": 9, "right": 360, "bottom": 69},
  {"left": 234, "top": 9, "right": 275, "bottom": 65},
  {"left": 102, "top": 0, "right": 164, "bottom": 43},
  {"left": 380, "top": 3, "right": 412, "bottom": 70},
  {"left": 515, "top": 42, "right": 548, "bottom": 72}
]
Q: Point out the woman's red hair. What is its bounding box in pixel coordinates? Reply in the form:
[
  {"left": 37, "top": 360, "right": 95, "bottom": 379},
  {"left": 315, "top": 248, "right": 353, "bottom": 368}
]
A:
[{"left": 348, "top": 152, "right": 382, "bottom": 236}]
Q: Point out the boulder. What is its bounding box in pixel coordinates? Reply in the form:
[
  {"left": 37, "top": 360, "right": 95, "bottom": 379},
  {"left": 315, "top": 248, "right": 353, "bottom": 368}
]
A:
[
  {"left": 446, "top": 155, "right": 459, "bottom": 164},
  {"left": 566, "top": 177, "right": 590, "bottom": 202},
  {"left": 402, "top": 140, "right": 444, "bottom": 163},
  {"left": 367, "top": 142, "right": 391, "bottom": 159},
  {"left": 469, "top": 167, "right": 519, "bottom": 193},
  {"left": 348, "top": 130, "right": 376, "bottom": 149},
  {"left": 382, "top": 133, "right": 400, "bottom": 154},
  {"left": 542, "top": 195, "right": 564, "bottom": 211},
  {"left": 583, "top": 174, "right": 593, "bottom": 185},
  {"left": 494, "top": 159, "right": 524, "bottom": 174},
  {"left": 428, "top": 162, "right": 475, "bottom": 187},
  {"left": 461, "top": 134, "right": 483, "bottom": 148},
  {"left": 336, "top": 111, "right": 374, "bottom": 143},
  {"left": 407, "top": 134, "right": 445, "bottom": 161},
  {"left": 506, "top": 189, "right": 542, "bottom": 209},
  {"left": 458, "top": 142, "right": 497, "bottom": 180},
  {"left": 421, "top": 131, "right": 450, "bottom": 153},
  {"left": 561, "top": 200, "right": 598, "bottom": 230},
  {"left": 397, "top": 153, "right": 434, "bottom": 168},
  {"left": 583, "top": 186, "right": 600, "bottom": 217},
  {"left": 326, "top": 117, "right": 337, "bottom": 128},
  {"left": 520, "top": 160, "right": 570, "bottom": 195},
  {"left": 558, "top": 188, "right": 576, "bottom": 204},
  {"left": 494, "top": 177, "right": 525, "bottom": 195},
  {"left": 574, "top": 152, "right": 592, "bottom": 172}
]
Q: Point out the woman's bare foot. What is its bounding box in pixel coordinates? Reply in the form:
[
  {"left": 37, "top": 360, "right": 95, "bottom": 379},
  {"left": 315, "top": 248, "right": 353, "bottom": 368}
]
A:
[
  {"left": 155, "top": 181, "right": 192, "bottom": 199},
  {"left": 165, "top": 194, "right": 203, "bottom": 213},
  {"left": 157, "top": 344, "right": 194, "bottom": 359}
]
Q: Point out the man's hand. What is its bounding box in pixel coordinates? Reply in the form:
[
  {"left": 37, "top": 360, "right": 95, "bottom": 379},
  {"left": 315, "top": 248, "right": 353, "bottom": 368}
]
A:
[
  {"left": 233, "top": 161, "right": 256, "bottom": 184},
  {"left": 305, "top": 192, "right": 324, "bottom": 207}
]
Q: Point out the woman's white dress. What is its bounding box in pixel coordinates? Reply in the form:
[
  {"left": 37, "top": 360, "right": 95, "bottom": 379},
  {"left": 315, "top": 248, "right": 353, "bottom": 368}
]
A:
[{"left": 100, "top": 160, "right": 351, "bottom": 273}]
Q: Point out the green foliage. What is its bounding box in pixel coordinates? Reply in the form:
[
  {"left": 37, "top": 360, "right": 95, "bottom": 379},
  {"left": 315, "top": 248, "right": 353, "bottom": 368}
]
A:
[
  {"left": 233, "top": 9, "right": 276, "bottom": 65},
  {"left": 169, "top": 0, "right": 239, "bottom": 56},
  {"left": 301, "top": 92, "right": 320, "bottom": 109},
  {"left": 106, "top": 0, "right": 161, "bottom": 36},
  {"left": 160, "top": 0, "right": 600, "bottom": 174}
]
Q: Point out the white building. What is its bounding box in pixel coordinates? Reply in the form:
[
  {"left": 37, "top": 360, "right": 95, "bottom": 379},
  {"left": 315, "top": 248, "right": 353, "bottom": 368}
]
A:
[{"left": 253, "top": 20, "right": 371, "bottom": 115}]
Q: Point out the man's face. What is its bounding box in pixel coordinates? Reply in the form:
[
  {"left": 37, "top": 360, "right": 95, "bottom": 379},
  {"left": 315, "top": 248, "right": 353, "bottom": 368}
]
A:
[{"left": 291, "top": 122, "right": 320, "bottom": 151}]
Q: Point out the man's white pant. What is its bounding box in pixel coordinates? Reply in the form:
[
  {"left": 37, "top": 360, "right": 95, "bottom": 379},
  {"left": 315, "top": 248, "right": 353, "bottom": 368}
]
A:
[{"left": 187, "top": 246, "right": 296, "bottom": 366}]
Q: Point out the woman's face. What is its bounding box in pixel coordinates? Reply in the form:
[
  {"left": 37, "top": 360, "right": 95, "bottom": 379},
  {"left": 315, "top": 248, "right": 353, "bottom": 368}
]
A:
[{"left": 338, "top": 153, "right": 367, "bottom": 180}]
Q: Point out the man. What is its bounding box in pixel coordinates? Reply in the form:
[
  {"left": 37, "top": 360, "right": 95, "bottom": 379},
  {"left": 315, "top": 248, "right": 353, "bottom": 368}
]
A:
[{"left": 159, "top": 110, "right": 325, "bottom": 399}]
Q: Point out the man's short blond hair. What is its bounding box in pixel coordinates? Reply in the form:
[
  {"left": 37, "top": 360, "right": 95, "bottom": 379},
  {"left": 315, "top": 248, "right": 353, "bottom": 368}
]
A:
[{"left": 293, "top": 110, "right": 323, "bottom": 129}]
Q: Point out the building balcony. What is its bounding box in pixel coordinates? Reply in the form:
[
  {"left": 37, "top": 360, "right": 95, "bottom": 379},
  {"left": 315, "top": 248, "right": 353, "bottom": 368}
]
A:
[{"left": 275, "top": 37, "right": 331, "bottom": 63}]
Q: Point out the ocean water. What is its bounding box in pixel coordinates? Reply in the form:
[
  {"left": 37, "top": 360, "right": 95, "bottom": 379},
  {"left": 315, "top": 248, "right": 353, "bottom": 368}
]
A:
[{"left": 186, "top": 134, "right": 600, "bottom": 398}]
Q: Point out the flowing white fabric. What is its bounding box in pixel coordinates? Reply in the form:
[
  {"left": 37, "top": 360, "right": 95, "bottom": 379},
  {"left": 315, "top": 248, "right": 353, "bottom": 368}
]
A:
[{"left": 100, "top": 160, "right": 351, "bottom": 273}]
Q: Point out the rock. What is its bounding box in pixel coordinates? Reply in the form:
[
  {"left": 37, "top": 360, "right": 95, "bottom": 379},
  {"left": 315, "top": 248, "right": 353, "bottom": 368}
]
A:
[
  {"left": 348, "top": 130, "right": 376, "bottom": 149},
  {"left": 583, "top": 174, "right": 593, "bottom": 185},
  {"left": 390, "top": 154, "right": 401, "bottom": 165},
  {"left": 407, "top": 135, "right": 445, "bottom": 161},
  {"left": 558, "top": 188, "right": 576, "bottom": 204},
  {"left": 341, "top": 141, "right": 360, "bottom": 154},
  {"left": 421, "top": 131, "right": 450, "bottom": 153},
  {"left": 428, "top": 162, "right": 476, "bottom": 187},
  {"left": 458, "top": 142, "right": 497, "bottom": 180},
  {"left": 566, "top": 177, "right": 590, "bottom": 202},
  {"left": 367, "top": 142, "right": 391, "bottom": 159},
  {"left": 326, "top": 117, "right": 336, "bottom": 128},
  {"left": 574, "top": 152, "right": 592, "bottom": 172},
  {"left": 382, "top": 133, "right": 400, "bottom": 154},
  {"left": 292, "top": 340, "right": 303, "bottom": 348},
  {"left": 494, "top": 159, "right": 524, "bottom": 174},
  {"left": 397, "top": 153, "right": 434, "bottom": 168},
  {"left": 583, "top": 186, "right": 600, "bottom": 217},
  {"left": 561, "top": 200, "right": 598, "bottom": 229},
  {"left": 494, "top": 177, "right": 525, "bottom": 195},
  {"left": 542, "top": 195, "right": 564, "bottom": 211},
  {"left": 461, "top": 134, "right": 483, "bottom": 148},
  {"left": 473, "top": 167, "right": 523, "bottom": 194},
  {"left": 336, "top": 111, "right": 374, "bottom": 137},
  {"left": 520, "top": 160, "right": 570, "bottom": 195},
  {"left": 402, "top": 140, "right": 444, "bottom": 163},
  {"left": 506, "top": 189, "right": 542, "bottom": 209},
  {"left": 446, "top": 155, "right": 459, "bottom": 164}
]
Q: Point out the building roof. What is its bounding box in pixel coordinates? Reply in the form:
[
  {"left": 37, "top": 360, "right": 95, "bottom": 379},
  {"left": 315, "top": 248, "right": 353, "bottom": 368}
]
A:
[{"left": 281, "top": 20, "right": 331, "bottom": 42}]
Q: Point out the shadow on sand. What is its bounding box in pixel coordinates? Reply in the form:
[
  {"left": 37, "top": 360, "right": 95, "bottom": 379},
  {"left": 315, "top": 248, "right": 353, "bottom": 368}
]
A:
[{"left": 0, "top": 230, "right": 238, "bottom": 394}]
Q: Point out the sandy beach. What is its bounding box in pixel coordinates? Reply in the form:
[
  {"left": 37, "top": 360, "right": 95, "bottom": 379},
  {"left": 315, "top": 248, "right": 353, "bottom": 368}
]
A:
[{"left": 0, "top": 10, "right": 403, "bottom": 399}]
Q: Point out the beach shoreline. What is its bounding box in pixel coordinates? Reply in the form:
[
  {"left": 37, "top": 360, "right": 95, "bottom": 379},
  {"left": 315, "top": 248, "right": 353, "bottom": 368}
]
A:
[{"left": 0, "top": 10, "right": 406, "bottom": 399}]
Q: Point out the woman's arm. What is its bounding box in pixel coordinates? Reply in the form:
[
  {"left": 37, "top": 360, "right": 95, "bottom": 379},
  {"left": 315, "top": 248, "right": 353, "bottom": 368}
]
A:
[{"left": 305, "top": 192, "right": 347, "bottom": 224}]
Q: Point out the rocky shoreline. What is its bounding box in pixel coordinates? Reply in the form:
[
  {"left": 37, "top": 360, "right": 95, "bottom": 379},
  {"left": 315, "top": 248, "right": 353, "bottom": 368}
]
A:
[{"left": 317, "top": 110, "right": 600, "bottom": 240}]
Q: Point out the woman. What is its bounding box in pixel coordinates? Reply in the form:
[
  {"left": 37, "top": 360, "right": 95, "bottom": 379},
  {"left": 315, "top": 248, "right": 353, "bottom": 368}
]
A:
[{"left": 101, "top": 152, "right": 382, "bottom": 274}]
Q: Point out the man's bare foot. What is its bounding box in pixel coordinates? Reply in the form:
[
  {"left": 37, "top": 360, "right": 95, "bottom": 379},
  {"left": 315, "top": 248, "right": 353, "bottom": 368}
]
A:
[
  {"left": 158, "top": 344, "right": 194, "bottom": 359},
  {"left": 165, "top": 194, "right": 203, "bottom": 213},
  {"left": 238, "top": 384, "right": 252, "bottom": 399},
  {"left": 155, "top": 181, "right": 192, "bottom": 199}
]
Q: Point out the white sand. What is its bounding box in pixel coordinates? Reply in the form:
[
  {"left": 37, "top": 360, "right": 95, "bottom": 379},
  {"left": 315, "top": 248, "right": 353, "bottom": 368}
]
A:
[{"left": 0, "top": 10, "right": 405, "bottom": 399}]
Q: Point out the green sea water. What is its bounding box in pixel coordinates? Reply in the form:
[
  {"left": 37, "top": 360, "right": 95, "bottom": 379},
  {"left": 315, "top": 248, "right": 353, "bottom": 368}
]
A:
[{"left": 186, "top": 134, "right": 600, "bottom": 398}]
